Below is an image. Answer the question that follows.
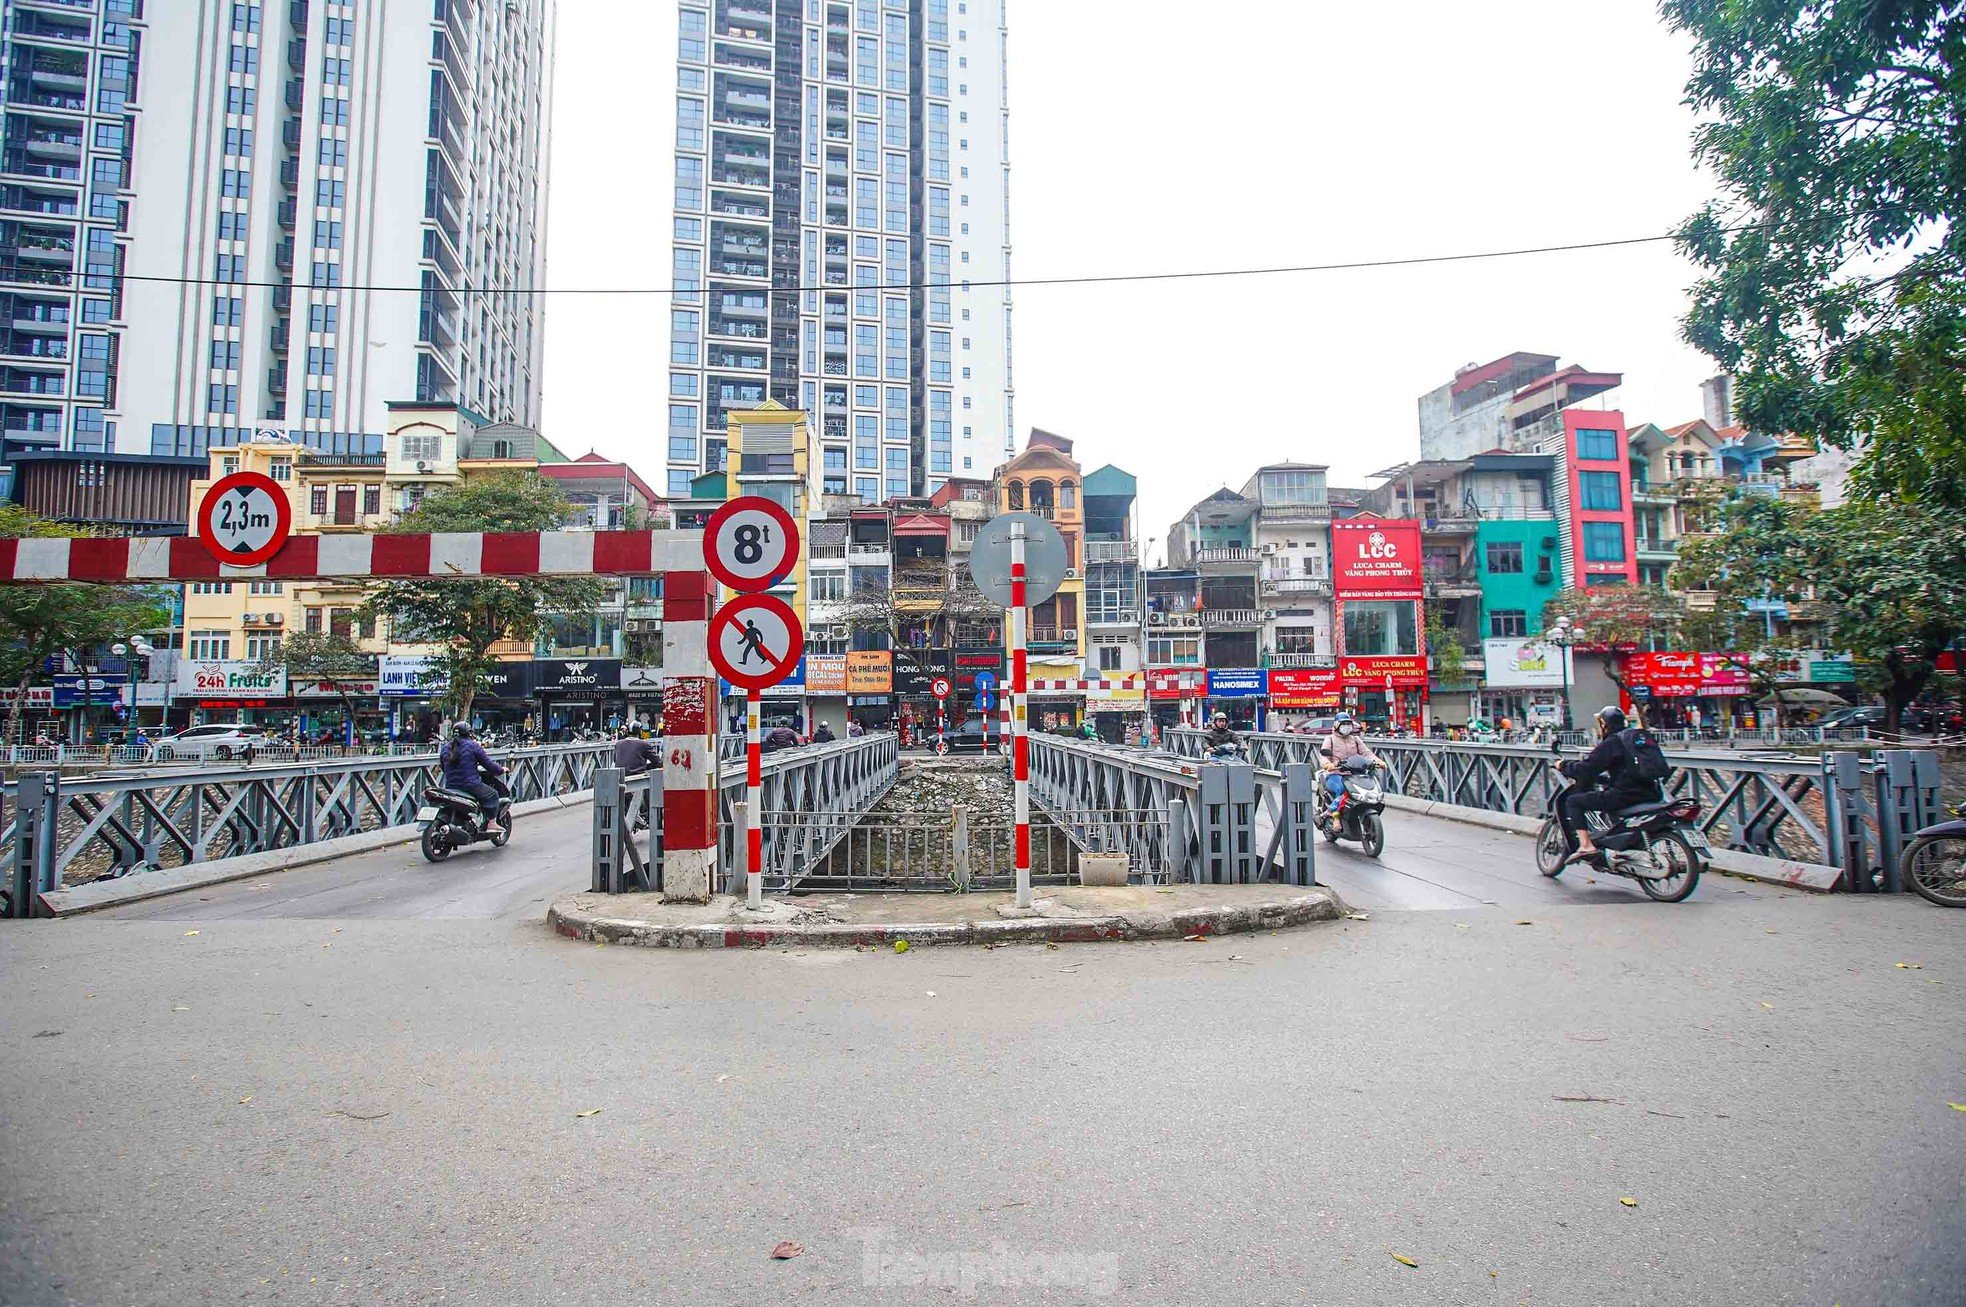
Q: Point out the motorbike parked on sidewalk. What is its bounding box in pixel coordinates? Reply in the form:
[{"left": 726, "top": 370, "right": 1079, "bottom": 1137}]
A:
[
  {"left": 1899, "top": 805, "right": 1966, "bottom": 907},
  {"left": 1317, "top": 754, "right": 1388, "bottom": 858},
  {"left": 416, "top": 781, "right": 513, "bottom": 862},
  {"left": 1535, "top": 741, "right": 1708, "bottom": 902}
]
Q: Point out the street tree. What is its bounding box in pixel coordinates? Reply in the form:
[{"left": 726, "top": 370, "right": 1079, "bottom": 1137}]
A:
[
  {"left": 1671, "top": 495, "right": 1812, "bottom": 723},
  {"left": 1424, "top": 611, "right": 1467, "bottom": 686},
  {"left": 1673, "top": 494, "right": 1966, "bottom": 729},
  {"left": 0, "top": 505, "right": 170, "bottom": 742},
  {"left": 1668, "top": 0, "right": 1966, "bottom": 510},
  {"left": 253, "top": 630, "right": 375, "bottom": 739},
  {"left": 357, "top": 474, "right": 610, "bottom": 721}
]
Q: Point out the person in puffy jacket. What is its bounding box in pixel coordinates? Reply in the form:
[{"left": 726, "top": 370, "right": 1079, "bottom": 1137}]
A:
[
  {"left": 1319, "top": 712, "right": 1380, "bottom": 807},
  {"left": 441, "top": 723, "right": 506, "bottom": 818}
]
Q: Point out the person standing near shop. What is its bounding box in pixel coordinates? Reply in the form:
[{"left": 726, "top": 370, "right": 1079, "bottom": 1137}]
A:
[{"left": 1688, "top": 703, "right": 1703, "bottom": 735}]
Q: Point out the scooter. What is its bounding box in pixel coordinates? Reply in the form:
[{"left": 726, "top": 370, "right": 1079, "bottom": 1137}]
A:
[
  {"left": 1899, "top": 805, "right": 1966, "bottom": 907},
  {"left": 417, "top": 780, "right": 513, "bottom": 862},
  {"left": 1317, "top": 754, "right": 1388, "bottom": 857},
  {"left": 1535, "top": 740, "right": 1708, "bottom": 902}
]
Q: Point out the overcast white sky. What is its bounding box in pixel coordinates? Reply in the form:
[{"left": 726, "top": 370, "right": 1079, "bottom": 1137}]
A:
[{"left": 540, "top": 1, "right": 1719, "bottom": 552}]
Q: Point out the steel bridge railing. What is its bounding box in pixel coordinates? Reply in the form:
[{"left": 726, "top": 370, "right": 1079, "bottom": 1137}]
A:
[
  {"left": 3, "top": 742, "right": 613, "bottom": 917},
  {"left": 590, "top": 732, "right": 901, "bottom": 895},
  {"left": 1166, "top": 728, "right": 1946, "bottom": 890}
]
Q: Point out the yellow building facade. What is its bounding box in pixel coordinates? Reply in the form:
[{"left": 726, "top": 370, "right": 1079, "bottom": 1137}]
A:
[{"left": 995, "top": 431, "right": 1087, "bottom": 691}]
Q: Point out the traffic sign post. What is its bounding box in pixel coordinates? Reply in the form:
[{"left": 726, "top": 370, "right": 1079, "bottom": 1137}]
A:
[
  {"left": 1010, "top": 517, "right": 1031, "bottom": 909},
  {"left": 195, "top": 470, "right": 292, "bottom": 567},
  {"left": 708, "top": 593, "right": 804, "bottom": 910},
  {"left": 931, "top": 677, "right": 951, "bottom": 754}
]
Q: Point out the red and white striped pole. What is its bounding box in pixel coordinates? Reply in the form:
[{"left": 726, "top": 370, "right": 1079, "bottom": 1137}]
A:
[
  {"left": 1010, "top": 519, "right": 1031, "bottom": 908},
  {"left": 745, "top": 688, "right": 762, "bottom": 909},
  {"left": 661, "top": 569, "right": 718, "bottom": 902}
]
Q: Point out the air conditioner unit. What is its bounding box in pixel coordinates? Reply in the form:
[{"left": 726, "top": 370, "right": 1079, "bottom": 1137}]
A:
[
  {"left": 1148, "top": 612, "right": 1167, "bottom": 626},
  {"left": 242, "top": 612, "right": 258, "bottom": 624},
  {"left": 1262, "top": 609, "right": 1278, "bottom": 621},
  {"left": 415, "top": 460, "right": 431, "bottom": 474},
  {"left": 1063, "top": 567, "right": 1078, "bottom": 579},
  {"left": 266, "top": 613, "right": 284, "bottom": 625}
]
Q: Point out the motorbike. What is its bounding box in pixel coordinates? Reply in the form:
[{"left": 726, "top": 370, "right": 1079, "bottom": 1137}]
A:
[
  {"left": 1317, "top": 754, "right": 1388, "bottom": 858},
  {"left": 1203, "top": 740, "right": 1247, "bottom": 763},
  {"left": 417, "top": 779, "right": 513, "bottom": 862},
  {"left": 1899, "top": 805, "right": 1966, "bottom": 907},
  {"left": 1535, "top": 740, "right": 1707, "bottom": 902}
]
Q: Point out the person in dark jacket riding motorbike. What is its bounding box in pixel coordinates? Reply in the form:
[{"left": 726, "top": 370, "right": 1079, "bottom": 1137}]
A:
[
  {"left": 441, "top": 723, "right": 507, "bottom": 819},
  {"left": 1558, "top": 705, "right": 1664, "bottom": 864},
  {"left": 1205, "top": 713, "right": 1241, "bottom": 756},
  {"left": 612, "top": 724, "right": 659, "bottom": 775}
]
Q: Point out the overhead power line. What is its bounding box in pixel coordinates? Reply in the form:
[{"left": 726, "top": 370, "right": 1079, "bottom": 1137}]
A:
[{"left": 115, "top": 225, "right": 1719, "bottom": 297}]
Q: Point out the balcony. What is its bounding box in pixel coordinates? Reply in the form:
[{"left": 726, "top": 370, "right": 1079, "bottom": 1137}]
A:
[
  {"left": 1256, "top": 502, "right": 1331, "bottom": 522},
  {"left": 1083, "top": 539, "right": 1137, "bottom": 564},
  {"left": 1260, "top": 572, "right": 1331, "bottom": 598},
  {"left": 1422, "top": 563, "right": 1481, "bottom": 598},
  {"left": 1029, "top": 627, "right": 1078, "bottom": 650},
  {"left": 1198, "top": 608, "right": 1260, "bottom": 628},
  {"left": 1190, "top": 546, "right": 1258, "bottom": 567},
  {"left": 1266, "top": 652, "right": 1334, "bottom": 669},
  {"left": 1634, "top": 535, "right": 1677, "bottom": 560}
]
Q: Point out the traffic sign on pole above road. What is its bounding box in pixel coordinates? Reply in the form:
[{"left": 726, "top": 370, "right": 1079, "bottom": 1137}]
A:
[
  {"left": 967, "top": 511, "right": 1068, "bottom": 608},
  {"left": 704, "top": 495, "right": 800, "bottom": 593},
  {"left": 709, "top": 593, "right": 805, "bottom": 692},
  {"left": 931, "top": 677, "right": 952, "bottom": 700},
  {"left": 195, "top": 470, "right": 292, "bottom": 567}
]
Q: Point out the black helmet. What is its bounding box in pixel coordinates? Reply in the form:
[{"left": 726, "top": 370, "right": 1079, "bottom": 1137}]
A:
[
  {"left": 451, "top": 722, "right": 476, "bottom": 740},
  {"left": 1595, "top": 705, "right": 1627, "bottom": 733}
]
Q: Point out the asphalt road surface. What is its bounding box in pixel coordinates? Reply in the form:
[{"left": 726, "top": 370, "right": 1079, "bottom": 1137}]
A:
[{"left": 2, "top": 806, "right": 1961, "bottom": 1306}]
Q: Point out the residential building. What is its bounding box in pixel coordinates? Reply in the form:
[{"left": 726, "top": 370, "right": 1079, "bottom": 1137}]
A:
[
  {"left": 0, "top": 0, "right": 144, "bottom": 462},
  {"left": 1163, "top": 486, "right": 1263, "bottom": 727},
  {"left": 1242, "top": 462, "right": 1334, "bottom": 670},
  {"left": 663, "top": 0, "right": 1015, "bottom": 503},
  {"left": 105, "top": 0, "right": 555, "bottom": 462},
  {"left": 1078, "top": 463, "right": 1145, "bottom": 735},
  {"left": 995, "top": 428, "right": 1090, "bottom": 728}
]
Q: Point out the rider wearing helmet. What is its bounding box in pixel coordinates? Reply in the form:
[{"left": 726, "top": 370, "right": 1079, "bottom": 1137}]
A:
[
  {"left": 1319, "top": 712, "right": 1379, "bottom": 808},
  {"left": 1557, "top": 705, "right": 1666, "bottom": 864},
  {"left": 441, "top": 723, "right": 507, "bottom": 819},
  {"left": 1205, "top": 712, "right": 1241, "bottom": 755}
]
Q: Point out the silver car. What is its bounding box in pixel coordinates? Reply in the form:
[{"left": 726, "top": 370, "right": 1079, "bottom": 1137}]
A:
[{"left": 149, "top": 723, "right": 271, "bottom": 762}]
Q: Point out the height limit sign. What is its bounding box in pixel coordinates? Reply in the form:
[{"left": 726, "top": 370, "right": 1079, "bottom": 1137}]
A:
[{"left": 196, "top": 470, "right": 292, "bottom": 567}]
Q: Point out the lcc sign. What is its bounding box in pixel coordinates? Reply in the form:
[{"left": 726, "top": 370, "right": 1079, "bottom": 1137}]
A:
[{"left": 1332, "top": 517, "right": 1422, "bottom": 596}]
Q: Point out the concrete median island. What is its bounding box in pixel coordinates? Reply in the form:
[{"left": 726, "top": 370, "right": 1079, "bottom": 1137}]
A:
[{"left": 548, "top": 882, "right": 1347, "bottom": 949}]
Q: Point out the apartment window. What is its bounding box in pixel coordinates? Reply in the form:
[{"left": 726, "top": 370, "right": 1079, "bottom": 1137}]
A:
[
  {"left": 210, "top": 340, "right": 241, "bottom": 370},
  {"left": 1488, "top": 610, "right": 1528, "bottom": 638},
  {"left": 321, "top": 96, "right": 349, "bottom": 127},
  {"left": 1575, "top": 427, "right": 1618, "bottom": 461},
  {"left": 400, "top": 434, "right": 440, "bottom": 461},
  {"left": 231, "top": 4, "right": 261, "bottom": 34},
  {"left": 226, "top": 86, "right": 256, "bottom": 115},
  {"left": 246, "top": 634, "right": 281, "bottom": 661},
  {"left": 304, "top": 607, "right": 323, "bottom": 634},
  {"left": 217, "top": 211, "right": 248, "bottom": 242},
  {"left": 313, "top": 219, "right": 343, "bottom": 250},
  {"left": 190, "top": 582, "right": 236, "bottom": 596},
  {"left": 207, "top": 383, "right": 239, "bottom": 415},
  {"left": 310, "top": 261, "right": 341, "bottom": 288},
  {"left": 322, "top": 57, "right": 351, "bottom": 87},
  {"left": 228, "top": 44, "right": 258, "bottom": 74},
  {"left": 316, "top": 179, "right": 345, "bottom": 208},
  {"left": 250, "top": 580, "right": 283, "bottom": 595},
  {"left": 317, "top": 136, "right": 347, "bottom": 167},
  {"left": 308, "top": 304, "right": 339, "bottom": 333},
  {"left": 668, "top": 434, "right": 697, "bottom": 462},
  {"left": 188, "top": 631, "right": 232, "bottom": 661},
  {"left": 810, "top": 572, "right": 846, "bottom": 603},
  {"left": 1579, "top": 470, "right": 1622, "bottom": 512},
  {"left": 311, "top": 485, "right": 329, "bottom": 515},
  {"left": 223, "top": 126, "right": 254, "bottom": 158},
  {"left": 1147, "top": 635, "right": 1201, "bottom": 666},
  {"left": 1484, "top": 540, "right": 1524, "bottom": 574},
  {"left": 213, "top": 295, "right": 244, "bottom": 327},
  {"left": 221, "top": 169, "right": 251, "bottom": 199},
  {"left": 1583, "top": 521, "right": 1626, "bottom": 563},
  {"left": 306, "top": 345, "right": 336, "bottom": 375},
  {"left": 324, "top": 16, "right": 354, "bottom": 45},
  {"left": 304, "top": 389, "right": 334, "bottom": 419},
  {"left": 363, "top": 486, "right": 380, "bottom": 515},
  {"left": 269, "top": 459, "right": 291, "bottom": 482}
]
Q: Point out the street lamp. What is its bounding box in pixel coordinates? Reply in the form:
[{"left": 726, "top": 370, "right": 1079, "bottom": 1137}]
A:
[
  {"left": 110, "top": 637, "right": 152, "bottom": 742},
  {"left": 1543, "top": 616, "right": 1579, "bottom": 732}
]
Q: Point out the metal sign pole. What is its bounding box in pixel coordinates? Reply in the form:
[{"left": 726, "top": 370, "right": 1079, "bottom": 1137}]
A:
[
  {"left": 746, "top": 688, "right": 762, "bottom": 909},
  {"left": 1011, "top": 519, "right": 1031, "bottom": 909}
]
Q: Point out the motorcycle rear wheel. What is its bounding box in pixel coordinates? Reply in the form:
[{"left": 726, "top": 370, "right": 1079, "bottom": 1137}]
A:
[
  {"left": 1535, "top": 819, "right": 1567, "bottom": 877},
  {"left": 1639, "top": 830, "right": 1702, "bottom": 902},
  {"left": 1902, "top": 835, "right": 1966, "bottom": 907},
  {"left": 420, "top": 825, "right": 453, "bottom": 863}
]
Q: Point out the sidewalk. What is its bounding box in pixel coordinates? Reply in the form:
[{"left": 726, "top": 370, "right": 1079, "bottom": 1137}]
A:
[{"left": 548, "top": 882, "right": 1345, "bottom": 949}]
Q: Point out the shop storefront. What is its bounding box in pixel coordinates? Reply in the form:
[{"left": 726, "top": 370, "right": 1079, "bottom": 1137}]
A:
[
  {"left": 951, "top": 647, "right": 1004, "bottom": 735},
  {"left": 893, "top": 648, "right": 950, "bottom": 746},
  {"left": 1478, "top": 637, "right": 1569, "bottom": 730},
  {"left": 1332, "top": 517, "right": 1429, "bottom": 731},
  {"left": 1084, "top": 676, "right": 1147, "bottom": 743},
  {"left": 805, "top": 654, "right": 849, "bottom": 737},
  {"left": 1622, "top": 652, "right": 1754, "bottom": 727},
  {"left": 1147, "top": 667, "right": 1204, "bottom": 733},
  {"left": 622, "top": 665, "right": 665, "bottom": 732},
  {"left": 1027, "top": 657, "right": 1087, "bottom": 736},
  {"left": 379, "top": 655, "right": 444, "bottom": 742},
  {"left": 291, "top": 677, "right": 384, "bottom": 745},
  {"left": 845, "top": 650, "right": 893, "bottom": 730},
  {"left": 1204, "top": 667, "right": 1267, "bottom": 730},
  {"left": 1267, "top": 667, "right": 1341, "bottom": 732},
  {"left": 533, "top": 658, "right": 622, "bottom": 737}
]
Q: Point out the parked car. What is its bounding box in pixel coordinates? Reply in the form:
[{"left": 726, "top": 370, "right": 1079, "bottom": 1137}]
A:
[
  {"left": 149, "top": 723, "right": 271, "bottom": 761},
  {"left": 1816, "top": 705, "right": 1886, "bottom": 731},
  {"left": 943, "top": 718, "right": 1004, "bottom": 753}
]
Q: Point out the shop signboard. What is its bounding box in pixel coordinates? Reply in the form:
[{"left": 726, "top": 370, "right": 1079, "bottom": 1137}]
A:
[
  {"left": 805, "top": 655, "right": 848, "bottom": 694},
  {"left": 379, "top": 655, "right": 443, "bottom": 697},
  {"left": 0, "top": 686, "right": 55, "bottom": 710},
  {"left": 622, "top": 665, "right": 665, "bottom": 698},
  {"left": 951, "top": 647, "right": 1004, "bottom": 700},
  {"left": 1206, "top": 668, "right": 1267, "bottom": 698},
  {"left": 892, "top": 648, "right": 948, "bottom": 697},
  {"left": 173, "top": 660, "right": 288, "bottom": 699},
  {"left": 1331, "top": 517, "right": 1423, "bottom": 596},
  {"left": 1806, "top": 654, "right": 1855, "bottom": 683},
  {"left": 1147, "top": 668, "right": 1203, "bottom": 700},
  {"left": 52, "top": 676, "right": 130, "bottom": 709},
  {"left": 1698, "top": 653, "right": 1751, "bottom": 697},
  {"left": 1338, "top": 656, "right": 1428, "bottom": 688},
  {"left": 479, "top": 662, "right": 534, "bottom": 700},
  {"left": 292, "top": 678, "right": 381, "bottom": 699},
  {"left": 845, "top": 650, "right": 892, "bottom": 694},
  {"left": 533, "top": 659, "right": 622, "bottom": 695},
  {"left": 1481, "top": 638, "right": 1568, "bottom": 689},
  {"left": 1267, "top": 667, "right": 1342, "bottom": 709},
  {"left": 1622, "top": 652, "right": 1702, "bottom": 697}
]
